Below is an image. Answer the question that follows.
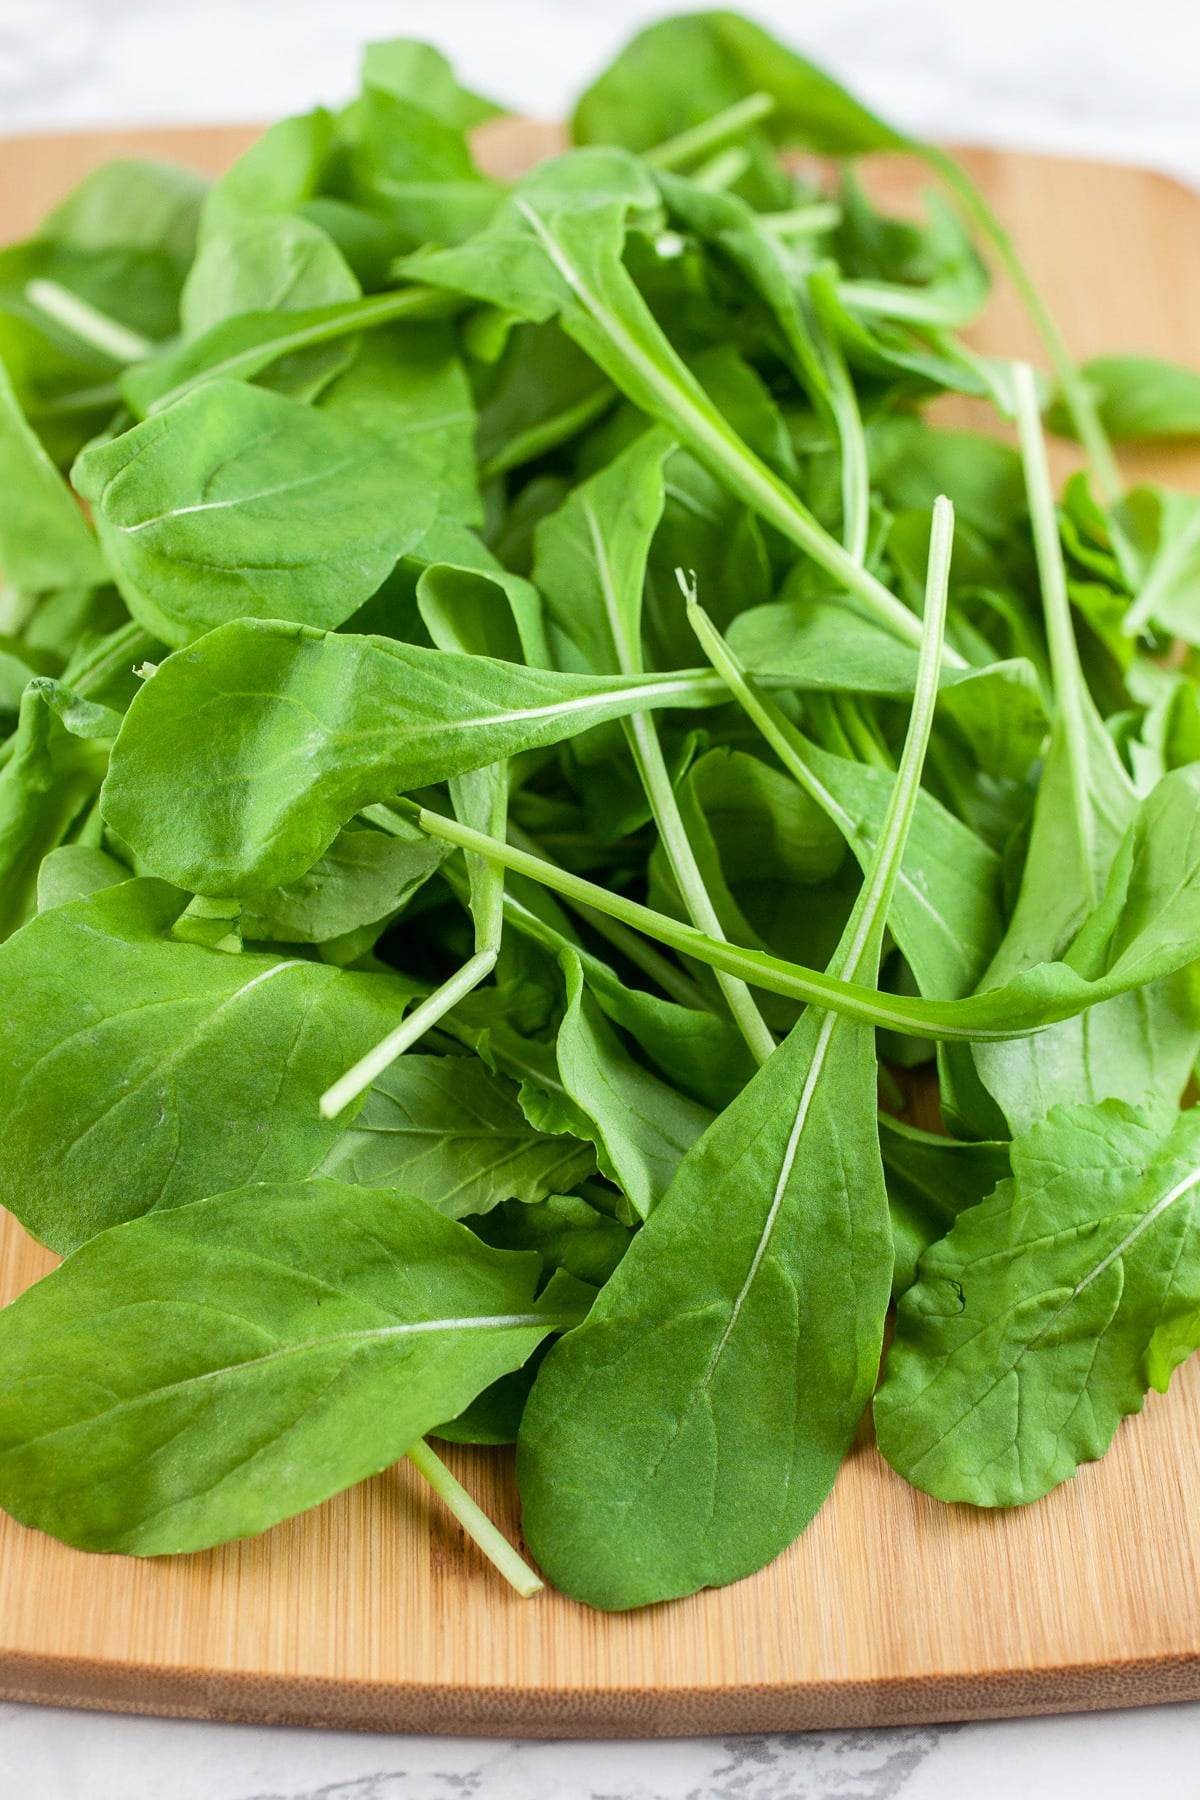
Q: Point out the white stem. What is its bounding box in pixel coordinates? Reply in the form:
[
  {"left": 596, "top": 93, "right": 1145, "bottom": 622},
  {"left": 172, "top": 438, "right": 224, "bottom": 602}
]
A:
[
  {"left": 319, "top": 947, "right": 497, "bottom": 1118},
  {"left": 406, "top": 1439, "right": 543, "bottom": 1598},
  {"left": 26, "top": 278, "right": 155, "bottom": 363}
]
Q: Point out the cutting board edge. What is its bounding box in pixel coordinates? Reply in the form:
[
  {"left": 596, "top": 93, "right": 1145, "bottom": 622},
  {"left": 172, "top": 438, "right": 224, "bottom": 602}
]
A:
[{"left": 5, "top": 1647, "right": 1200, "bottom": 1736}]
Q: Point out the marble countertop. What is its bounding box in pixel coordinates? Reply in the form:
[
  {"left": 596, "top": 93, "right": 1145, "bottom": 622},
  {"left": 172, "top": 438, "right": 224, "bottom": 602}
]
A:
[{"left": 3, "top": 2, "right": 1200, "bottom": 1794}]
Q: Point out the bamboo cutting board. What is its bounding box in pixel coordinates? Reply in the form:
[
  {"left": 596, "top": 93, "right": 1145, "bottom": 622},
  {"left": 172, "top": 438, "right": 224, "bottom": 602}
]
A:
[{"left": 2, "top": 121, "right": 1200, "bottom": 1738}]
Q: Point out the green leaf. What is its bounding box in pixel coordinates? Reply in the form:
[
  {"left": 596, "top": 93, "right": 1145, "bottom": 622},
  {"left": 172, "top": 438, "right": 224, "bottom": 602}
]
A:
[
  {"left": 473, "top": 1191, "right": 633, "bottom": 1290},
  {"left": 0, "top": 1178, "right": 577, "bottom": 1553},
  {"left": 0, "top": 353, "right": 105, "bottom": 594},
  {"left": 318, "top": 321, "right": 481, "bottom": 526},
  {"left": 199, "top": 110, "right": 337, "bottom": 241},
  {"left": 572, "top": 11, "right": 905, "bottom": 159},
  {"left": 318, "top": 1053, "right": 595, "bottom": 1218},
  {"left": 1052, "top": 354, "right": 1200, "bottom": 442},
  {"left": 516, "top": 498, "right": 952, "bottom": 1608},
  {"left": 876, "top": 1099, "right": 1200, "bottom": 1506},
  {"left": 38, "top": 159, "right": 207, "bottom": 264},
  {"left": 413, "top": 790, "right": 1200, "bottom": 1049},
  {"left": 100, "top": 617, "right": 733, "bottom": 895},
  {"left": 878, "top": 1114, "right": 1010, "bottom": 1297},
  {"left": 474, "top": 321, "right": 613, "bottom": 479},
  {"left": 963, "top": 368, "right": 1198, "bottom": 1134},
  {"left": 973, "top": 763, "right": 1200, "bottom": 1131},
  {"left": 409, "top": 151, "right": 931, "bottom": 656},
  {"left": 493, "top": 878, "right": 756, "bottom": 1111},
  {"left": 0, "top": 677, "right": 116, "bottom": 941},
  {"left": 533, "top": 427, "right": 675, "bottom": 677},
  {"left": 553, "top": 948, "right": 713, "bottom": 1221},
  {"left": 343, "top": 81, "right": 500, "bottom": 253},
  {"left": 1118, "top": 485, "right": 1200, "bottom": 643},
  {"left": 120, "top": 287, "right": 453, "bottom": 418},
  {"left": 180, "top": 213, "right": 360, "bottom": 339},
  {"left": 72, "top": 380, "right": 436, "bottom": 646},
  {"left": 35, "top": 842, "right": 129, "bottom": 912},
  {"left": 178, "top": 211, "right": 361, "bottom": 403},
  {"left": 0, "top": 878, "right": 420, "bottom": 1253},
  {"left": 360, "top": 38, "right": 502, "bottom": 131},
  {"left": 241, "top": 818, "right": 449, "bottom": 946}
]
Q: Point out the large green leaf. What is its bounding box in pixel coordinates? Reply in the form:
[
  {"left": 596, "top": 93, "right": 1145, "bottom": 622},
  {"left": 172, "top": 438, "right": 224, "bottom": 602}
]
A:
[
  {"left": 100, "top": 618, "right": 733, "bottom": 895},
  {"left": 0, "top": 879, "right": 419, "bottom": 1253},
  {"left": 0, "top": 1179, "right": 580, "bottom": 1553}
]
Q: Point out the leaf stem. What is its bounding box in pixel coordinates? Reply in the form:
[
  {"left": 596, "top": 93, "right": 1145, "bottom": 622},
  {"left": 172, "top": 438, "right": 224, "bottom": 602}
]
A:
[
  {"left": 837, "top": 494, "right": 953, "bottom": 982},
  {"left": 645, "top": 92, "right": 776, "bottom": 171},
  {"left": 318, "top": 947, "right": 497, "bottom": 1119},
  {"left": 922, "top": 148, "right": 1122, "bottom": 503},
  {"left": 137, "top": 287, "right": 458, "bottom": 414},
  {"left": 65, "top": 619, "right": 158, "bottom": 698},
  {"left": 587, "top": 479, "right": 774, "bottom": 1061},
  {"left": 406, "top": 1439, "right": 543, "bottom": 1598},
  {"left": 684, "top": 592, "right": 857, "bottom": 836},
  {"left": 404, "top": 799, "right": 1055, "bottom": 1042},
  {"left": 512, "top": 199, "right": 967, "bottom": 666},
  {"left": 1012, "top": 359, "right": 1099, "bottom": 908},
  {"left": 626, "top": 711, "right": 776, "bottom": 1063},
  {"left": 504, "top": 822, "right": 711, "bottom": 1010},
  {"left": 26, "top": 278, "right": 156, "bottom": 364},
  {"left": 806, "top": 273, "right": 870, "bottom": 562},
  {"left": 760, "top": 201, "right": 842, "bottom": 237},
  {"left": 689, "top": 145, "right": 753, "bottom": 193}
]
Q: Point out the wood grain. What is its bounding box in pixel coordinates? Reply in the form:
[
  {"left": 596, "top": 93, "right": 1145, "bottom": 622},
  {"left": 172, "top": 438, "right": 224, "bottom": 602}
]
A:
[{"left": 2, "top": 120, "right": 1200, "bottom": 1738}]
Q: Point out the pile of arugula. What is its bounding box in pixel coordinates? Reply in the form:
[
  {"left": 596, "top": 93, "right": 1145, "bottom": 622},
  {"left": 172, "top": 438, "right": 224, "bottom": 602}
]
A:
[{"left": 3, "top": 12, "right": 1200, "bottom": 1612}]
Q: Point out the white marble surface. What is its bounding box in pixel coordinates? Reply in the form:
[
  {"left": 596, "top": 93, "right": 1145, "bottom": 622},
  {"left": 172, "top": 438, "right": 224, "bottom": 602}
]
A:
[{"left": 4, "top": 2, "right": 1200, "bottom": 1795}]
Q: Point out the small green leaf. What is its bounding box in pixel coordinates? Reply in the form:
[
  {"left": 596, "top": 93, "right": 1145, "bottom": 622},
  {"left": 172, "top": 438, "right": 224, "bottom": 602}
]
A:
[{"left": 318, "top": 1054, "right": 595, "bottom": 1218}]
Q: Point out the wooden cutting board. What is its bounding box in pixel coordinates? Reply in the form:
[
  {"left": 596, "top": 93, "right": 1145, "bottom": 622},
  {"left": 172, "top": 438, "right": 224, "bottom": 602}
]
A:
[{"left": 2, "top": 120, "right": 1200, "bottom": 1739}]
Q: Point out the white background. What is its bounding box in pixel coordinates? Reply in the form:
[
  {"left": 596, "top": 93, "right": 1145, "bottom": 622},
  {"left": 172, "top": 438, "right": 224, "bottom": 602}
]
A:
[{"left": 3, "top": 2, "right": 1200, "bottom": 1796}]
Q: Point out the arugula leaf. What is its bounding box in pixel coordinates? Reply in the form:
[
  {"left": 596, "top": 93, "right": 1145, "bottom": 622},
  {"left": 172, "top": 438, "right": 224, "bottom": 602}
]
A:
[
  {"left": 966, "top": 366, "right": 1200, "bottom": 1133},
  {"left": 0, "top": 354, "right": 105, "bottom": 595},
  {"left": 178, "top": 211, "right": 361, "bottom": 403},
  {"left": 318, "top": 1053, "right": 595, "bottom": 1217},
  {"left": 474, "top": 1191, "right": 633, "bottom": 1290},
  {"left": 572, "top": 11, "right": 905, "bottom": 159},
  {"left": 1053, "top": 354, "right": 1200, "bottom": 442},
  {"left": 241, "top": 818, "right": 449, "bottom": 947},
  {"left": 0, "top": 1178, "right": 581, "bottom": 1553},
  {"left": 0, "top": 678, "right": 117, "bottom": 941},
  {"left": 199, "top": 110, "right": 337, "bottom": 240},
  {"left": 99, "top": 618, "right": 738, "bottom": 894},
  {"left": 413, "top": 793, "right": 1200, "bottom": 1047},
  {"left": 485, "top": 876, "right": 756, "bottom": 1110},
  {"left": 409, "top": 151, "right": 953, "bottom": 660},
  {"left": 534, "top": 429, "right": 775, "bottom": 1059},
  {"left": 878, "top": 1114, "right": 1010, "bottom": 1297},
  {"left": 120, "top": 286, "right": 455, "bottom": 418},
  {"left": 180, "top": 212, "right": 360, "bottom": 339},
  {"left": 36, "top": 842, "right": 129, "bottom": 912},
  {"left": 876, "top": 1099, "right": 1200, "bottom": 1505},
  {"left": 0, "top": 878, "right": 420, "bottom": 1253},
  {"left": 516, "top": 496, "right": 954, "bottom": 1608},
  {"left": 553, "top": 948, "right": 713, "bottom": 1220},
  {"left": 39, "top": 158, "right": 207, "bottom": 266},
  {"left": 3, "top": 10, "right": 1200, "bottom": 1606},
  {"left": 72, "top": 380, "right": 436, "bottom": 646},
  {"left": 319, "top": 322, "right": 482, "bottom": 526}
]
